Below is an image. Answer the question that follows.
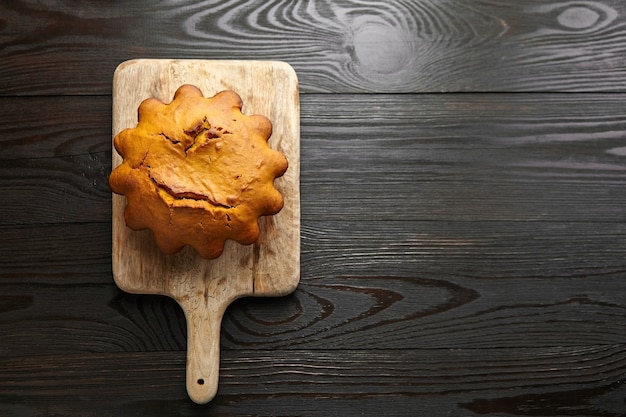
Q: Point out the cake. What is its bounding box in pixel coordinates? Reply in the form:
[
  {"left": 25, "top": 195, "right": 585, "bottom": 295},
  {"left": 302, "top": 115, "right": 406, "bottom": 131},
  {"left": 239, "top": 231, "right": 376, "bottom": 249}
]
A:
[{"left": 109, "top": 84, "right": 288, "bottom": 259}]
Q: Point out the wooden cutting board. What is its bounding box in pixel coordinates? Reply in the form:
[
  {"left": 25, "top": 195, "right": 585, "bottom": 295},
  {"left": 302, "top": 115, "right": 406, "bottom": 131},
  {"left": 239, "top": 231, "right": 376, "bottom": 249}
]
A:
[{"left": 111, "top": 59, "right": 300, "bottom": 404}]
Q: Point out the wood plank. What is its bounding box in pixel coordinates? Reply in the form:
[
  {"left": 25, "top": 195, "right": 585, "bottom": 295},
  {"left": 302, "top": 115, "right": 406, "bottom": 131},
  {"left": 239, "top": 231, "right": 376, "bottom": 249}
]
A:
[
  {"left": 0, "top": 223, "right": 111, "bottom": 281},
  {"left": 2, "top": 0, "right": 626, "bottom": 94},
  {"left": 0, "top": 96, "right": 111, "bottom": 159},
  {"left": 1, "top": 348, "right": 626, "bottom": 416},
  {"left": 2, "top": 212, "right": 625, "bottom": 287},
  {"left": 1, "top": 93, "right": 625, "bottom": 226},
  {"left": 2, "top": 254, "right": 626, "bottom": 355},
  {"left": 300, "top": 93, "right": 626, "bottom": 222},
  {"left": 2, "top": 216, "right": 624, "bottom": 283},
  {"left": 0, "top": 156, "right": 112, "bottom": 225}
]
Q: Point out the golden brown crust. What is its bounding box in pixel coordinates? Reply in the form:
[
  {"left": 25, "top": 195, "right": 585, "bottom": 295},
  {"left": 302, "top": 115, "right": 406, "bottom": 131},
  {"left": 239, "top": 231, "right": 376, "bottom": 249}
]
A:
[{"left": 109, "top": 84, "right": 288, "bottom": 259}]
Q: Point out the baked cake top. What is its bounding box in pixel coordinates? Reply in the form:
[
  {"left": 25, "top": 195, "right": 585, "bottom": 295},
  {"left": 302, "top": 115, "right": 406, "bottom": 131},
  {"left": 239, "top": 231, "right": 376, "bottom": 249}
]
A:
[{"left": 109, "top": 84, "right": 288, "bottom": 259}]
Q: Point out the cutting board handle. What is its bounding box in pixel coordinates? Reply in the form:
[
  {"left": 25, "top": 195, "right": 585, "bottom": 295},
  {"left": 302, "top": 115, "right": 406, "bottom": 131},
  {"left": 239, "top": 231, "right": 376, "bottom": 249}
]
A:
[{"left": 180, "top": 298, "right": 227, "bottom": 404}]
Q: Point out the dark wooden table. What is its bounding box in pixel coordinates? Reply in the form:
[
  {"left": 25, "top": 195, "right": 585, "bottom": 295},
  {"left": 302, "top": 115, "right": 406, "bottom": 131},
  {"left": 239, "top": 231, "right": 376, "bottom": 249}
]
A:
[{"left": 2, "top": 1, "right": 626, "bottom": 416}]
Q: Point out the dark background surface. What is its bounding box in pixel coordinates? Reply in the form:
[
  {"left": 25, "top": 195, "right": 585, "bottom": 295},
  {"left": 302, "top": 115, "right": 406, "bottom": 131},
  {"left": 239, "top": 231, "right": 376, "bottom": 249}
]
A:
[{"left": 2, "top": 1, "right": 626, "bottom": 416}]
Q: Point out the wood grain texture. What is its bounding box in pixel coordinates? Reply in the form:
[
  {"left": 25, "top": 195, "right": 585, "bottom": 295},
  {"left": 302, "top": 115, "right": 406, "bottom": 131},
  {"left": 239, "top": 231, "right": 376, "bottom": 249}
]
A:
[
  {"left": 2, "top": 0, "right": 626, "bottom": 94},
  {"left": 2, "top": 93, "right": 625, "bottom": 226},
  {"left": 2, "top": 0, "right": 626, "bottom": 413},
  {"left": 3, "top": 269, "right": 626, "bottom": 356},
  {"left": 2, "top": 348, "right": 626, "bottom": 416},
  {"left": 2, "top": 94, "right": 625, "bottom": 358}
]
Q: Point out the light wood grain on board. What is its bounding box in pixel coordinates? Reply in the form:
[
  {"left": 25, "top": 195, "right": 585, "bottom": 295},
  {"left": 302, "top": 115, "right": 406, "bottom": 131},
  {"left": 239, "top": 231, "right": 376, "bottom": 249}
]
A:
[{"left": 112, "top": 59, "right": 300, "bottom": 299}]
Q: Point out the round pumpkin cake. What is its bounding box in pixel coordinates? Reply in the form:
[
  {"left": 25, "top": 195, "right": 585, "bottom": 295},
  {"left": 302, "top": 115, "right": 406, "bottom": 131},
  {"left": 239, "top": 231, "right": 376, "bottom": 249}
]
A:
[{"left": 109, "top": 84, "right": 288, "bottom": 259}]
